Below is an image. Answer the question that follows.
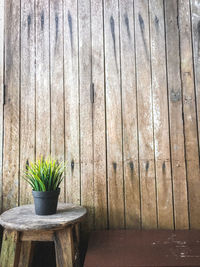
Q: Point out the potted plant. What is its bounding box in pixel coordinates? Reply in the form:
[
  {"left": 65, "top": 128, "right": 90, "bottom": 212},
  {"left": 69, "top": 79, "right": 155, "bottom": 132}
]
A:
[{"left": 23, "top": 157, "right": 66, "bottom": 215}]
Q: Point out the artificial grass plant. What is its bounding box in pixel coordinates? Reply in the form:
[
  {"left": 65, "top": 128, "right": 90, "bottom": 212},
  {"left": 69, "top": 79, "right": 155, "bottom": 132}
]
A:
[{"left": 23, "top": 157, "right": 66, "bottom": 192}]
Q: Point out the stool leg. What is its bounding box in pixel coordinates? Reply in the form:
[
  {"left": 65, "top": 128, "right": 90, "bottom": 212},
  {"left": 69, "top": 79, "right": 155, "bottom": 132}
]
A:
[
  {"left": 54, "top": 226, "right": 74, "bottom": 267},
  {"left": 18, "top": 241, "right": 35, "bottom": 267},
  {"left": 73, "top": 224, "right": 80, "bottom": 267},
  {"left": 0, "top": 229, "right": 21, "bottom": 267}
]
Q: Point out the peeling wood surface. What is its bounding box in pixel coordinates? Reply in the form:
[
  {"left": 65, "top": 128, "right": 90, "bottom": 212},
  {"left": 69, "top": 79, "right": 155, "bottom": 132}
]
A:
[{"left": 1, "top": 0, "right": 200, "bottom": 233}]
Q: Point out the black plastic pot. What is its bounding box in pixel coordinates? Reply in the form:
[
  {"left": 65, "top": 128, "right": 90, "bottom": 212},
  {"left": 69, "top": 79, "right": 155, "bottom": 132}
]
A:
[{"left": 32, "top": 188, "right": 60, "bottom": 215}]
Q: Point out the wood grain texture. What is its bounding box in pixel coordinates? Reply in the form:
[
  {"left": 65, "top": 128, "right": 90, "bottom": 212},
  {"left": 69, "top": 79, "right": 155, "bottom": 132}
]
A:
[
  {"left": 179, "top": 0, "right": 200, "bottom": 229},
  {"left": 64, "top": 0, "right": 80, "bottom": 205},
  {"left": 0, "top": 0, "right": 4, "bottom": 212},
  {"left": 54, "top": 227, "right": 74, "bottom": 267},
  {"left": 0, "top": 230, "right": 21, "bottom": 267},
  {"left": 149, "top": 0, "right": 174, "bottom": 229},
  {"left": 18, "top": 241, "right": 34, "bottom": 267},
  {"left": 3, "top": 0, "right": 20, "bottom": 210},
  {"left": 134, "top": 0, "right": 157, "bottom": 229},
  {"left": 35, "top": 0, "right": 50, "bottom": 158},
  {"left": 165, "top": 0, "right": 189, "bottom": 229},
  {"left": 50, "top": 0, "right": 65, "bottom": 202},
  {"left": 20, "top": 0, "right": 35, "bottom": 205},
  {"left": 91, "top": 0, "right": 107, "bottom": 230},
  {"left": 79, "top": 0, "right": 94, "bottom": 232},
  {"left": 190, "top": 0, "right": 200, "bottom": 166},
  {"left": 104, "top": 0, "right": 124, "bottom": 229},
  {"left": 119, "top": 0, "right": 140, "bottom": 229}
]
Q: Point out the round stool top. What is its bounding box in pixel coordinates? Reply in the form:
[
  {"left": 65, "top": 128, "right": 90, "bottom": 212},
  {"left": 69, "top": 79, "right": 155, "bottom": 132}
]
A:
[{"left": 0, "top": 203, "right": 87, "bottom": 231}]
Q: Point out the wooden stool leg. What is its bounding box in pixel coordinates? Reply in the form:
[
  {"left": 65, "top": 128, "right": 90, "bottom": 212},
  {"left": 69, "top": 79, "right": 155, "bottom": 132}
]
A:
[
  {"left": 18, "top": 241, "right": 35, "bottom": 267},
  {"left": 54, "top": 226, "right": 74, "bottom": 267},
  {"left": 73, "top": 224, "right": 80, "bottom": 267},
  {"left": 0, "top": 229, "right": 21, "bottom": 267}
]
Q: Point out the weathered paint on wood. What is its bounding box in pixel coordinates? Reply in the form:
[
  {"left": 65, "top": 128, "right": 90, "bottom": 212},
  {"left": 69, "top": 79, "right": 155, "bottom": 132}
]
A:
[
  {"left": 64, "top": 0, "right": 80, "bottom": 206},
  {"left": 0, "top": 0, "right": 4, "bottom": 212},
  {"left": 149, "top": 0, "right": 174, "bottom": 229},
  {"left": 119, "top": 0, "right": 140, "bottom": 229},
  {"left": 35, "top": 0, "right": 50, "bottom": 158},
  {"left": 165, "top": 0, "right": 189, "bottom": 229},
  {"left": 20, "top": 0, "right": 35, "bottom": 205},
  {"left": 78, "top": 0, "right": 94, "bottom": 233},
  {"left": 134, "top": 0, "right": 157, "bottom": 229},
  {"left": 104, "top": 0, "right": 124, "bottom": 229},
  {"left": 91, "top": 0, "right": 107, "bottom": 230},
  {"left": 50, "top": 0, "right": 65, "bottom": 202},
  {"left": 3, "top": 0, "right": 20, "bottom": 210}
]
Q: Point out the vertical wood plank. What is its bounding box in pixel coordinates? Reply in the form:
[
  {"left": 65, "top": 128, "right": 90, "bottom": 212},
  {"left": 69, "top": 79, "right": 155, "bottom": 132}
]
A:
[
  {"left": 91, "top": 0, "right": 107, "bottom": 229},
  {"left": 149, "top": 0, "right": 174, "bottom": 229},
  {"left": 104, "top": 0, "right": 124, "bottom": 229},
  {"left": 54, "top": 227, "right": 74, "bottom": 267},
  {"left": 20, "top": 0, "right": 35, "bottom": 205},
  {"left": 64, "top": 0, "right": 80, "bottom": 205},
  {"left": 0, "top": 230, "right": 21, "bottom": 267},
  {"left": 134, "top": 0, "right": 157, "bottom": 229},
  {"left": 35, "top": 0, "right": 50, "bottom": 158},
  {"left": 50, "top": 0, "right": 65, "bottom": 201},
  {"left": 165, "top": 0, "right": 189, "bottom": 229},
  {"left": 3, "top": 0, "right": 20, "bottom": 210},
  {"left": 0, "top": 0, "right": 4, "bottom": 211},
  {"left": 79, "top": 0, "right": 94, "bottom": 232},
  {"left": 179, "top": 0, "right": 200, "bottom": 229},
  {"left": 190, "top": 0, "right": 200, "bottom": 165},
  {"left": 119, "top": 0, "right": 140, "bottom": 229}
]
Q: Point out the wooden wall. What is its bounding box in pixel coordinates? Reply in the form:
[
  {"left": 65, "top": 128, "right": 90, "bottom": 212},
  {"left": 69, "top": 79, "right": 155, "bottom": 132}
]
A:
[{"left": 1, "top": 0, "right": 200, "bottom": 232}]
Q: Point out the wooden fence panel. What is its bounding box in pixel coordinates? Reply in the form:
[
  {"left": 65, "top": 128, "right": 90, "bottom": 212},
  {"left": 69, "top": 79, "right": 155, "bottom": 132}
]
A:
[
  {"left": 91, "top": 0, "right": 107, "bottom": 230},
  {"left": 104, "top": 0, "right": 124, "bottom": 229},
  {"left": 149, "top": 0, "right": 174, "bottom": 229},
  {"left": 50, "top": 0, "right": 65, "bottom": 201},
  {"left": 35, "top": 0, "right": 50, "bottom": 158},
  {"left": 20, "top": 0, "right": 35, "bottom": 205},
  {"left": 64, "top": 0, "right": 80, "bottom": 205},
  {"left": 3, "top": 0, "right": 20, "bottom": 210},
  {"left": 119, "top": 0, "right": 140, "bottom": 229},
  {"left": 165, "top": 0, "right": 189, "bottom": 229},
  {"left": 79, "top": 0, "right": 94, "bottom": 233},
  {"left": 181, "top": 0, "right": 200, "bottom": 229},
  {"left": 134, "top": 0, "right": 157, "bottom": 229}
]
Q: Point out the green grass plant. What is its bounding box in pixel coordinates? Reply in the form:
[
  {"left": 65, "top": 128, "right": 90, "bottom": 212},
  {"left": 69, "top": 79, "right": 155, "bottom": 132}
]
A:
[{"left": 23, "top": 157, "right": 66, "bottom": 192}]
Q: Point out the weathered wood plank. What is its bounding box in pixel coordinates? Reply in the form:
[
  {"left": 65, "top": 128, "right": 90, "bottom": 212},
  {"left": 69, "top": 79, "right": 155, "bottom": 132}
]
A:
[
  {"left": 179, "top": 0, "right": 200, "bottom": 229},
  {"left": 0, "top": 230, "right": 21, "bottom": 267},
  {"left": 64, "top": 0, "right": 80, "bottom": 205},
  {"left": 3, "top": 0, "right": 20, "bottom": 210},
  {"left": 54, "top": 227, "right": 74, "bottom": 267},
  {"left": 35, "top": 0, "right": 50, "bottom": 158},
  {"left": 149, "top": 0, "right": 174, "bottom": 229},
  {"left": 134, "top": 0, "right": 157, "bottom": 229},
  {"left": 104, "top": 0, "right": 124, "bottom": 229},
  {"left": 79, "top": 0, "right": 94, "bottom": 232},
  {"left": 0, "top": 0, "right": 4, "bottom": 212},
  {"left": 165, "top": 0, "right": 189, "bottom": 229},
  {"left": 91, "top": 0, "right": 107, "bottom": 230},
  {"left": 20, "top": 0, "right": 35, "bottom": 205},
  {"left": 50, "top": 0, "right": 65, "bottom": 202},
  {"left": 18, "top": 241, "right": 34, "bottom": 267},
  {"left": 119, "top": 0, "right": 140, "bottom": 229},
  {"left": 190, "top": 0, "right": 200, "bottom": 167}
]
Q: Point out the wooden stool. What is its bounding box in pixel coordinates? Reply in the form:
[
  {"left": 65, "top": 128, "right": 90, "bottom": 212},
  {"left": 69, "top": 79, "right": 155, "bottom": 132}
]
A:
[{"left": 0, "top": 203, "right": 86, "bottom": 267}]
